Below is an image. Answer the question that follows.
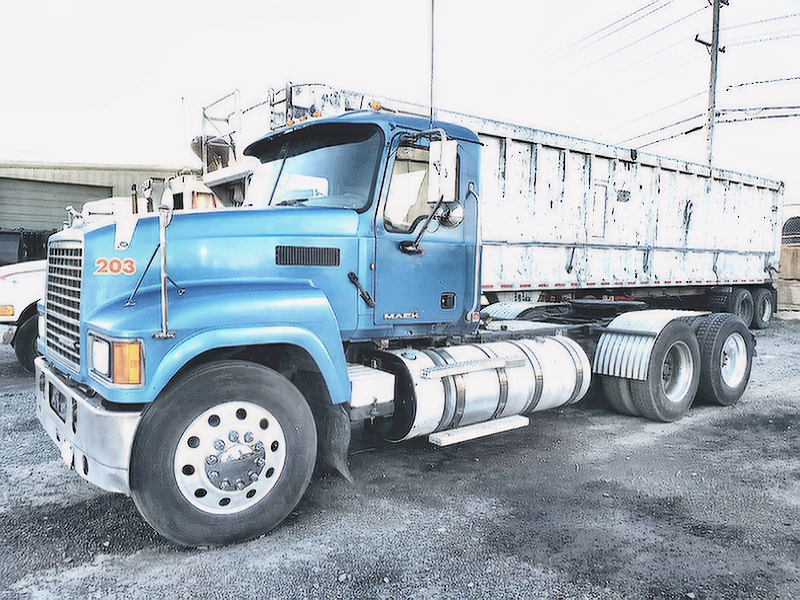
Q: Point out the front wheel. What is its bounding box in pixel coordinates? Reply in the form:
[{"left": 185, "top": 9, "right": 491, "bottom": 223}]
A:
[
  {"left": 130, "top": 361, "right": 317, "bottom": 547},
  {"left": 630, "top": 320, "right": 701, "bottom": 422}
]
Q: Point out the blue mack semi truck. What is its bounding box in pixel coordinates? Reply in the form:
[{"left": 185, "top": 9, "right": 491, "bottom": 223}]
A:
[{"left": 34, "top": 85, "right": 769, "bottom": 546}]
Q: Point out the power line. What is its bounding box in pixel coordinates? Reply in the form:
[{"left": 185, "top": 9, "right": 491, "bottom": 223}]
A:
[
  {"left": 571, "top": 5, "right": 709, "bottom": 73},
  {"left": 726, "top": 76, "right": 800, "bottom": 91},
  {"left": 640, "top": 54, "right": 705, "bottom": 84},
  {"left": 719, "top": 113, "right": 800, "bottom": 123},
  {"left": 637, "top": 124, "right": 703, "bottom": 148},
  {"left": 606, "top": 90, "right": 705, "bottom": 134},
  {"left": 539, "top": 0, "right": 676, "bottom": 65},
  {"left": 619, "top": 112, "right": 704, "bottom": 144},
  {"left": 614, "top": 36, "right": 686, "bottom": 73},
  {"left": 723, "top": 12, "right": 800, "bottom": 31},
  {"left": 727, "top": 31, "right": 800, "bottom": 47}
]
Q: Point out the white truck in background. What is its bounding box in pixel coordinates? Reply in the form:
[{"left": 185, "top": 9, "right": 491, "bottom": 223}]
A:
[{"left": 0, "top": 259, "right": 45, "bottom": 371}]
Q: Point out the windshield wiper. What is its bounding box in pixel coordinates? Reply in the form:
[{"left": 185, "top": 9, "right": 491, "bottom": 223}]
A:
[{"left": 274, "top": 198, "right": 309, "bottom": 206}]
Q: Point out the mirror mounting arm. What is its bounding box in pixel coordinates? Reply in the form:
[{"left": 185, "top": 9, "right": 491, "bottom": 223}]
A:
[{"left": 399, "top": 194, "right": 445, "bottom": 255}]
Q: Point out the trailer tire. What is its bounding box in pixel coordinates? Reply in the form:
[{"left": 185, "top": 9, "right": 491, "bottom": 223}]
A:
[
  {"left": 727, "top": 288, "right": 754, "bottom": 328},
  {"left": 751, "top": 288, "right": 774, "bottom": 330},
  {"left": 630, "top": 320, "right": 700, "bottom": 422},
  {"left": 13, "top": 316, "right": 38, "bottom": 373},
  {"left": 130, "top": 360, "right": 317, "bottom": 547},
  {"left": 695, "top": 313, "right": 754, "bottom": 406},
  {"left": 601, "top": 376, "right": 639, "bottom": 416}
]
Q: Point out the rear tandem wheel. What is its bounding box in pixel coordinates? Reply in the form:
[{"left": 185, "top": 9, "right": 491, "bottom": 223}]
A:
[{"left": 629, "top": 320, "right": 701, "bottom": 422}]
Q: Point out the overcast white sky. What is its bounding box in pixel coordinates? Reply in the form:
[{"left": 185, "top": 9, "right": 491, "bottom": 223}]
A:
[{"left": 2, "top": 0, "right": 799, "bottom": 206}]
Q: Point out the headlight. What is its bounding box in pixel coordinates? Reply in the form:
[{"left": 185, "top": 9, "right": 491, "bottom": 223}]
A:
[
  {"left": 91, "top": 336, "right": 111, "bottom": 378},
  {"left": 90, "top": 334, "right": 143, "bottom": 386}
]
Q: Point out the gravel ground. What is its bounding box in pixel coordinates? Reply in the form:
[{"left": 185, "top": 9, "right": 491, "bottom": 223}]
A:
[{"left": 1, "top": 317, "right": 798, "bottom": 600}]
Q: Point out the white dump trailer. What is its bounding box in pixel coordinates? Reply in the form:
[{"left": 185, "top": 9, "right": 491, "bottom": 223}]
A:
[{"left": 449, "top": 112, "right": 783, "bottom": 329}]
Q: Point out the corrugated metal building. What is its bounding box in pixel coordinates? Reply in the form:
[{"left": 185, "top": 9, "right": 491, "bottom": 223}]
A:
[{"left": 0, "top": 162, "right": 190, "bottom": 231}]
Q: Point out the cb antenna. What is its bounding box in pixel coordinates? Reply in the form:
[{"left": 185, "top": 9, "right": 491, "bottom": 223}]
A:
[{"left": 429, "top": 0, "right": 435, "bottom": 127}]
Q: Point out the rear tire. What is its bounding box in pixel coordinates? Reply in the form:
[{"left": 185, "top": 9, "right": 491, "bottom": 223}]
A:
[
  {"left": 602, "top": 376, "right": 639, "bottom": 416},
  {"left": 727, "top": 288, "right": 754, "bottom": 328},
  {"left": 130, "top": 360, "right": 317, "bottom": 547},
  {"left": 630, "top": 320, "right": 700, "bottom": 422},
  {"left": 13, "top": 316, "right": 38, "bottom": 373},
  {"left": 695, "top": 313, "right": 754, "bottom": 406},
  {"left": 751, "top": 288, "right": 774, "bottom": 330}
]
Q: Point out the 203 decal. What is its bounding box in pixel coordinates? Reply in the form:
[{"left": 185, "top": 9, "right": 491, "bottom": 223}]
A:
[{"left": 94, "top": 257, "right": 137, "bottom": 276}]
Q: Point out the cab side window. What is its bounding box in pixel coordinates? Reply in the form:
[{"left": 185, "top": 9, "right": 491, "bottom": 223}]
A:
[{"left": 384, "top": 145, "right": 432, "bottom": 233}]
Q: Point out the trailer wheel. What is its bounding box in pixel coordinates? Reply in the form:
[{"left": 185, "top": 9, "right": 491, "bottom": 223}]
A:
[
  {"left": 601, "top": 376, "right": 639, "bottom": 416},
  {"left": 695, "top": 313, "right": 754, "bottom": 406},
  {"left": 751, "top": 288, "right": 774, "bottom": 330},
  {"left": 727, "top": 288, "right": 754, "bottom": 328},
  {"left": 130, "top": 360, "right": 317, "bottom": 547},
  {"left": 630, "top": 320, "right": 700, "bottom": 422},
  {"left": 13, "top": 316, "right": 38, "bottom": 373}
]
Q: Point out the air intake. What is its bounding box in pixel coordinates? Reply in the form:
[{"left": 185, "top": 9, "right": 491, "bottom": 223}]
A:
[{"left": 275, "top": 245, "right": 340, "bottom": 267}]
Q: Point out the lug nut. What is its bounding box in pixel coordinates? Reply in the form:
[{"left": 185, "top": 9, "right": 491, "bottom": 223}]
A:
[
  {"left": 248, "top": 471, "right": 259, "bottom": 482},
  {"left": 220, "top": 479, "right": 231, "bottom": 490},
  {"left": 205, "top": 455, "right": 218, "bottom": 465},
  {"left": 235, "top": 479, "right": 245, "bottom": 491},
  {"left": 255, "top": 457, "right": 266, "bottom": 468},
  {"left": 213, "top": 439, "right": 225, "bottom": 451},
  {"left": 253, "top": 442, "right": 264, "bottom": 452},
  {"left": 228, "top": 430, "right": 239, "bottom": 443},
  {"left": 209, "top": 470, "right": 220, "bottom": 480},
  {"left": 244, "top": 432, "right": 254, "bottom": 443}
]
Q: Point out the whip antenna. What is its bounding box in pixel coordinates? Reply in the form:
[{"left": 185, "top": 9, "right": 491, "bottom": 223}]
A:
[{"left": 429, "top": 0, "right": 435, "bottom": 127}]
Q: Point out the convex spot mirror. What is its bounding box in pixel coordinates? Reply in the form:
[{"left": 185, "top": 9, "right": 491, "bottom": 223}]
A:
[{"left": 436, "top": 200, "right": 464, "bottom": 228}]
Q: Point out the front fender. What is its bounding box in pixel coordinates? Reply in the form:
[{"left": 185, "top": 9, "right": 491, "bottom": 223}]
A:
[{"left": 83, "top": 279, "right": 350, "bottom": 406}]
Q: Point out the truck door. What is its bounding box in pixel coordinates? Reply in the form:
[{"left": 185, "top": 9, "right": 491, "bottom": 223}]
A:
[{"left": 373, "top": 138, "right": 473, "bottom": 330}]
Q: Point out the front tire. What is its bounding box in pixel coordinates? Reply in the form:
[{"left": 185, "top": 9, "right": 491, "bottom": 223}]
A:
[
  {"left": 695, "top": 313, "right": 754, "bottom": 406},
  {"left": 130, "top": 361, "right": 317, "bottom": 547},
  {"left": 630, "top": 320, "right": 701, "bottom": 422}
]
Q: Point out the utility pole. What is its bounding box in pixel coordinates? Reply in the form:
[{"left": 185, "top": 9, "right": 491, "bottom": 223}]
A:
[{"left": 705, "top": 0, "right": 728, "bottom": 167}]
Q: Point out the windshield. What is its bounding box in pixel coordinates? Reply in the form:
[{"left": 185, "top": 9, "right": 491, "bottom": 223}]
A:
[{"left": 245, "top": 123, "right": 383, "bottom": 210}]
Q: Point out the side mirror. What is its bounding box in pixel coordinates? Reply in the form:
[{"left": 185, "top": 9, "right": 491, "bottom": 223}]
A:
[{"left": 428, "top": 139, "right": 457, "bottom": 206}]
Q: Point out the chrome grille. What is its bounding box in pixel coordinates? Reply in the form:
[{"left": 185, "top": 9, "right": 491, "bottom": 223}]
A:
[{"left": 46, "top": 241, "right": 83, "bottom": 370}]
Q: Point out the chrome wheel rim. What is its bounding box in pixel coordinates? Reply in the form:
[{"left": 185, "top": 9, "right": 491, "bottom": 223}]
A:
[
  {"left": 720, "top": 332, "right": 748, "bottom": 389},
  {"left": 174, "top": 401, "right": 287, "bottom": 515},
  {"left": 661, "top": 341, "right": 694, "bottom": 404}
]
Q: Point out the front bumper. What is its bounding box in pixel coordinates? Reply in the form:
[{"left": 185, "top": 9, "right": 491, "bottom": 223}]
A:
[{"left": 34, "top": 356, "right": 141, "bottom": 495}]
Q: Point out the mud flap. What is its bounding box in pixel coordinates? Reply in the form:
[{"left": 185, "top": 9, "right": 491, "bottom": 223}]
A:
[{"left": 292, "top": 371, "right": 353, "bottom": 483}]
